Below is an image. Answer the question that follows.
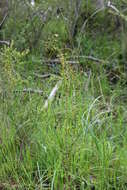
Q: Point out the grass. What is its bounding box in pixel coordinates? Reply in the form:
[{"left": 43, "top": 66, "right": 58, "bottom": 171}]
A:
[
  {"left": 0, "top": 54, "right": 127, "bottom": 189},
  {"left": 0, "top": 6, "right": 127, "bottom": 189}
]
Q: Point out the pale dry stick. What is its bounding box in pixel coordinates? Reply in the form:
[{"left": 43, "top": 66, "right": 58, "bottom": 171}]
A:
[
  {"left": 42, "top": 55, "right": 107, "bottom": 65},
  {"left": 81, "top": 55, "right": 106, "bottom": 63},
  {"left": 107, "top": 1, "right": 120, "bottom": 14},
  {"left": 30, "top": 0, "right": 35, "bottom": 6},
  {"left": 43, "top": 58, "right": 79, "bottom": 65},
  {"left": 43, "top": 80, "right": 62, "bottom": 109},
  {"left": 33, "top": 73, "right": 61, "bottom": 80},
  {"left": 107, "top": 1, "right": 127, "bottom": 21},
  {"left": 14, "top": 88, "right": 43, "bottom": 94},
  {"left": 0, "top": 40, "right": 10, "bottom": 46},
  {"left": 70, "top": 55, "right": 108, "bottom": 64},
  {"left": 33, "top": 73, "right": 51, "bottom": 79},
  {"left": 0, "top": 89, "right": 43, "bottom": 95}
]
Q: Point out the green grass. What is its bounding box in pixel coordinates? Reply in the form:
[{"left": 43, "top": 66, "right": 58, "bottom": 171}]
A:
[
  {"left": 0, "top": 3, "right": 127, "bottom": 188},
  {"left": 0, "top": 58, "right": 127, "bottom": 189}
]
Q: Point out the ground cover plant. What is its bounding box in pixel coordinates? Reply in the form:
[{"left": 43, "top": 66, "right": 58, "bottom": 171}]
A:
[{"left": 0, "top": 0, "right": 127, "bottom": 189}]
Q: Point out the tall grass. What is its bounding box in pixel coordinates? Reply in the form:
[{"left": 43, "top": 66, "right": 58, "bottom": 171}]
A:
[
  {"left": 0, "top": 47, "right": 127, "bottom": 189},
  {"left": 0, "top": 1, "right": 127, "bottom": 188}
]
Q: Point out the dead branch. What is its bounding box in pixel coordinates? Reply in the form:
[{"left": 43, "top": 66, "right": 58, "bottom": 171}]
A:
[
  {"left": 42, "top": 55, "right": 107, "bottom": 65},
  {"left": 33, "top": 73, "right": 62, "bottom": 81},
  {"left": 107, "top": 1, "right": 120, "bottom": 13},
  {"left": 43, "top": 59, "right": 79, "bottom": 65},
  {"left": 33, "top": 73, "right": 51, "bottom": 79},
  {"left": 79, "top": 55, "right": 107, "bottom": 63},
  {"left": 14, "top": 88, "right": 43, "bottom": 94},
  {"left": 43, "top": 80, "right": 62, "bottom": 109},
  {"left": 107, "top": 1, "right": 127, "bottom": 21},
  {"left": 0, "top": 40, "right": 10, "bottom": 46}
]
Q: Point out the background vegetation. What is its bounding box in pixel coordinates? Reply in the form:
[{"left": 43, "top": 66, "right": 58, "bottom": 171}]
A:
[{"left": 0, "top": 0, "right": 127, "bottom": 189}]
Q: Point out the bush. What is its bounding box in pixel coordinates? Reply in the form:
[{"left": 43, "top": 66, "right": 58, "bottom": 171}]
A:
[{"left": 0, "top": 43, "right": 28, "bottom": 95}]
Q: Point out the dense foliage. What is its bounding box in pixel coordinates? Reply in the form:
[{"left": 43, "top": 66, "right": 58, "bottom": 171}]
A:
[{"left": 0, "top": 0, "right": 127, "bottom": 189}]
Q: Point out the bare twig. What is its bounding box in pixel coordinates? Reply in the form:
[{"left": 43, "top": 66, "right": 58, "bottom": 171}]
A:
[{"left": 43, "top": 80, "right": 62, "bottom": 109}]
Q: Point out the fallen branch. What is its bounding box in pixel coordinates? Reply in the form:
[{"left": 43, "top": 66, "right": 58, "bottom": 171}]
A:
[
  {"left": 14, "top": 88, "right": 43, "bottom": 94},
  {"left": 33, "top": 73, "right": 61, "bottom": 79},
  {"left": 42, "top": 55, "right": 107, "bottom": 65},
  {"left": 0, "top": 40, "right": 10, "bottom": 46},
  {"left": 43, "top": 80, "right": 62, "bottom": 109},
  {"left": 43, "top": 58, "right": 79, "bottom": 65},
  {"left": 76, "top": 55, "right": 106, "bottom": 63},
  {"left": 33, "top": 73, "right": 51, "bottom": 79}
]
